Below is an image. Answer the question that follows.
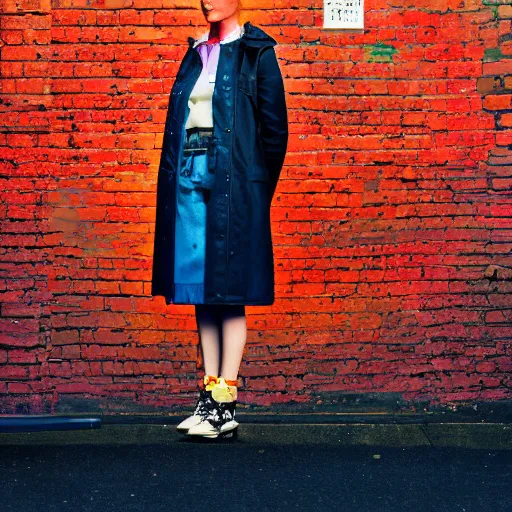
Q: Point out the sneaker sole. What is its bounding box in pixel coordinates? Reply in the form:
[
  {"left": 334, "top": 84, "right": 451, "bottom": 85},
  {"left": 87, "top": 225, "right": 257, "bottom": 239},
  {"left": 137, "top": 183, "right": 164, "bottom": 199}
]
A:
[
  {"left": 186, "top": 420, "right": 239, "bottom": 439},
  {"left": 190, "top": 427, "right": 239, "bottom": 440}
]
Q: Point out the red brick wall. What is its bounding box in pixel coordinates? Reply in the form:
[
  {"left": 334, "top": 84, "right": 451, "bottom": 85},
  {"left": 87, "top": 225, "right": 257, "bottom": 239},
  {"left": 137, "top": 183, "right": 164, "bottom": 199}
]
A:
[{"left": 1, "top": 1, "right": 510, "bottom": 415}]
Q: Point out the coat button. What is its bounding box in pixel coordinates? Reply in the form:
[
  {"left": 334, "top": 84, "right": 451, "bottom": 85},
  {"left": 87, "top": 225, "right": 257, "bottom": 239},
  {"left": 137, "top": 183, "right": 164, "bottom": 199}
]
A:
[
  {"left": 216, "top": 293, "right": 222, "bottom": 298},
  {"left": 230, "top": 251, "right": 234, "bottom": 256},
  {"left": 225, "top": 128, "right": 231, "bottom": 133}
]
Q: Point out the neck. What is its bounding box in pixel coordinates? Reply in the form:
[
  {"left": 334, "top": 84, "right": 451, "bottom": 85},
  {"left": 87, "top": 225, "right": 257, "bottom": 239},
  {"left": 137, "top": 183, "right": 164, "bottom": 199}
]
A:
[{"left": 208, "top": 14, "right": 240, "bottom": 41}]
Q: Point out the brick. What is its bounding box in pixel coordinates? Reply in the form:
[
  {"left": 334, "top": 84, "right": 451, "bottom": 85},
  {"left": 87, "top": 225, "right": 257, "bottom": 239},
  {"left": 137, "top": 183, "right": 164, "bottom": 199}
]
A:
[{"left": 0, "top": 2, "right": 510, "bottom": 416}]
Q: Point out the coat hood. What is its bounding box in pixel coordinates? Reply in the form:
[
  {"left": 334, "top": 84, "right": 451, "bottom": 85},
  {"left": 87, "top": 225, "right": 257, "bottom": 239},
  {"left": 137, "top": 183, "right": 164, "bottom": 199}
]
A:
[{"left": 187, "top": 21, "right": 277, "bottom": 49}]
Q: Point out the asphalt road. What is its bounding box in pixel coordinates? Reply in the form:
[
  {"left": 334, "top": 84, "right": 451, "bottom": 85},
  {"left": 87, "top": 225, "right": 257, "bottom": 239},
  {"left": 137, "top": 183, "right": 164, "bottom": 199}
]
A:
[{"left": 1, "top": 424, "right": 510, "bottom": 512}]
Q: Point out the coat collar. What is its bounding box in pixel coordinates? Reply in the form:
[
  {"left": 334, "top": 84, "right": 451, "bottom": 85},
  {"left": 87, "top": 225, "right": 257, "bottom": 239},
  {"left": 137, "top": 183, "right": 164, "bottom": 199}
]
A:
[
  {"left": 187, "top": 21, "right": 277, "bottom": 49},
  {"left": 190, "top": 22, "right": 244, "bottom": 49}
]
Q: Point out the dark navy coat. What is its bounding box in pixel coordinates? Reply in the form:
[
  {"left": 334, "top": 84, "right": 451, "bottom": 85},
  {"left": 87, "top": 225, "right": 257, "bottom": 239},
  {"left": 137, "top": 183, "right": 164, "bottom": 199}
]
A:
[{"left": 151, "top": 21, "right": 288, "bottom": 305}]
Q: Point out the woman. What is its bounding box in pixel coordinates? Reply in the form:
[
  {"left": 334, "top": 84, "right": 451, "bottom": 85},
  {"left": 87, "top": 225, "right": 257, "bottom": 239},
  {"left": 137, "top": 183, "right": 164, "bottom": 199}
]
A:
[{"left": 151, "top": 0, "right": 288, "bottom": 440}]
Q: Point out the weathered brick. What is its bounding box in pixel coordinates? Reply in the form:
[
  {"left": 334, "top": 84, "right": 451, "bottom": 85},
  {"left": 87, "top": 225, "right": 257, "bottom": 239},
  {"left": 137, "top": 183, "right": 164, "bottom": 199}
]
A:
[{"left": 0, "top": 2, "right": 511, "bottom": 416}]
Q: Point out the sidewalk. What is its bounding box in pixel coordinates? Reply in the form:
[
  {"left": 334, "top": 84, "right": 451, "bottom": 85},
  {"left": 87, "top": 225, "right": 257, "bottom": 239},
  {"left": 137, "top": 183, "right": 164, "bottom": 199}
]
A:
[
  {"left": 1, "top": 414, "right": 511, "bottom": 449},
  {"left": 0, "top": 414, "right": 510, "bottom": 512}
]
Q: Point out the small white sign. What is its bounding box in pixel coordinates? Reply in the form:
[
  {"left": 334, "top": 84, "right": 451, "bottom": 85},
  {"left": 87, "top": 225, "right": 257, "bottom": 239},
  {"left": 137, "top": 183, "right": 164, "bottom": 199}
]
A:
[{"left": 324, "top": 0, "right": 364, "bottom": 29}]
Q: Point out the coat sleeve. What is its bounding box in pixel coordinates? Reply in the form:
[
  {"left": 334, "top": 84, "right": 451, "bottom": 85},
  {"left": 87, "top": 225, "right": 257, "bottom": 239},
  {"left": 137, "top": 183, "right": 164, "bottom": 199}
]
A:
[{"left": 256, "top": 46, "right": 288, "bottom": 199}]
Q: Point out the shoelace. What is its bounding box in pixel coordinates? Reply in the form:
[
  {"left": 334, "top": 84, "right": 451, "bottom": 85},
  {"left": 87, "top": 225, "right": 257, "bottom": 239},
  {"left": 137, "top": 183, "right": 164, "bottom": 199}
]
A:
[
  {"left": 202, "top": 399, "right": 234, "bottom": 428},
  {"left": 193, "top": 389, "right": 209, "bottom": 416}
]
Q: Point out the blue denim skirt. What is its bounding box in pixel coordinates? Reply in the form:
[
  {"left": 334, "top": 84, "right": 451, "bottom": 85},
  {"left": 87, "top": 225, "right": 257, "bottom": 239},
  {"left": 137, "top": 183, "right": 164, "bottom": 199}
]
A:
[{"left": 174, "top": 128, "right": 215, "bottom": 304}]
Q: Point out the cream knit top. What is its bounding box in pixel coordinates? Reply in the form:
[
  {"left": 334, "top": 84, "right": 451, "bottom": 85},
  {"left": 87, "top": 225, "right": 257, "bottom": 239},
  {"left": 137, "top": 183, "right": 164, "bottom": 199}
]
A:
[{"left": 185, "top": 23, "right": 244, "bottom": 130}]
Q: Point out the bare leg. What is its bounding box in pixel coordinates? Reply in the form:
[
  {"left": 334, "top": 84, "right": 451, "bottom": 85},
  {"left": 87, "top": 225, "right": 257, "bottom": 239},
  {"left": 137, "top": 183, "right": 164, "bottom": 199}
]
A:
[
  {"left": 219, "top": 305, "right": 247, "bottom": 381},
  {"left": 195, "top": 304, "right": 221, "bottom": 377}
]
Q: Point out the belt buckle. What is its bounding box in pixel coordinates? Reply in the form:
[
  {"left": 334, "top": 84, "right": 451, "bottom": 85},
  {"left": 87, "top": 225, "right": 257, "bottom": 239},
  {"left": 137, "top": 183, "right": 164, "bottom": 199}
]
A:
[{"left": 183, "top": 147, "right": 207, "bottom": 153}]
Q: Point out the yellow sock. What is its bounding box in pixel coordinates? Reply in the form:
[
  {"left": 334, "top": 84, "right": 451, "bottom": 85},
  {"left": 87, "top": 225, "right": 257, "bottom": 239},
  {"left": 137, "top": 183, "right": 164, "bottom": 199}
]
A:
[
  {"left": 203, "top": 375, "right": 219, "bottom": 391},
  {"left": 211, "top": 376, "right": 238, "bottom": 402}
]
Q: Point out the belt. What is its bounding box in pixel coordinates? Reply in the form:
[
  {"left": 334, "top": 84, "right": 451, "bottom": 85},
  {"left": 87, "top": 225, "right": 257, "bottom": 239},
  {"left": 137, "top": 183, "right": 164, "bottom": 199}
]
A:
[
  {"left": 186, "top": 127, "right": 213, "bottom": 137},
  {"left": 184, "top": 127, "right": 214, "bottom": 152}
]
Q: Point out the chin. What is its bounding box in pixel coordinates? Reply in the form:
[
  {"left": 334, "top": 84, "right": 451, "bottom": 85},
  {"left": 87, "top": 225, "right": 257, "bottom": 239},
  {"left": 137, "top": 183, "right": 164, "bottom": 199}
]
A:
[{"left": 205, "top": 12, "right": 221, "bottom": 23}]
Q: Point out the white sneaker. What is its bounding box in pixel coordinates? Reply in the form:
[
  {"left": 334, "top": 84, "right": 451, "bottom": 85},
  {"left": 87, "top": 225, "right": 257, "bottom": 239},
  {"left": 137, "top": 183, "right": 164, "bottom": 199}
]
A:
[
  {"left": 176, "top": 388, "right": 212, "bottom": 433},
  {"left": 186, "top": 377, "right": 239, "bottom": 439},
  {"left": 186, "top": 417, "right": 239, "bottom": 439}
]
